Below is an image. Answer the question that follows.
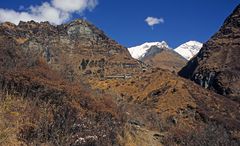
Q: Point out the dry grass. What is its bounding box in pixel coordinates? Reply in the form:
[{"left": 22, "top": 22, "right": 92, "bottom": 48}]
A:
[
  {"left": 0, "top": 93, "right": 54, "bottom": 146},
  {"left": 118, "top": 124, "right": 164, "bottom": 146},
  {"left": 0, "top": 94, "right": 28, "bottom": 145},
  {"left": 14, "top": 38, "right": 28, "bottom": 44}
]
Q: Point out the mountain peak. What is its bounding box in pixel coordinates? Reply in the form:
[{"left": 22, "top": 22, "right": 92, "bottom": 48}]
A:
[
  {"left": 128, "top": 41, "right": 170, "bottom": 59},
  {"left": 66, "top": 18, "right": 92, "bottom": 27},
  {"left": 141, "top": 41, "right": 169, "bottom": 49},
  {"left": 128, "top": 41, "right": 187, "bottom": 72},
  {"left": 174, "top": 41, "right": 203, "bottom": 60},
  {"left": 185, "top": 40, "right": 202, "bottom": 45}
]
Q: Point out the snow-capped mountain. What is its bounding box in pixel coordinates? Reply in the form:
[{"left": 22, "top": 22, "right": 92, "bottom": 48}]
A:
[
  {"left": 174, "top": 41, "right": 203, "bottom": 60},
  {"left": 128, "top": 41, "right": 188, "bottom": 72},
  {"left": 128, "top": 41, "right": 170, "bottom": 59}
]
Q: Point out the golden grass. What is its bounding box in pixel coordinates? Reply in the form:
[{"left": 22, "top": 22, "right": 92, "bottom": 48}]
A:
[
  {"left": 0, "top": 93, "right": 53, "bottom": 146},
  {"left": 14, "top": 38, "right": 28, "bottom": 44},
  {"left": 0, "top": 94, "right": 27, "bottom": 146}
]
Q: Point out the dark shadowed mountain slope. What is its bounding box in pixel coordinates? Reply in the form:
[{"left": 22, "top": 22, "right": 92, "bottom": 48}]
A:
[{"left": 179, "top": 4, "right": 240, "bottom": 101}]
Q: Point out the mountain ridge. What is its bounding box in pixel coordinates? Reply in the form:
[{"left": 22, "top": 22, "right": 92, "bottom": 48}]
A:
[
  {"left": 127, "top": 41, "right": 202, "bottom": 72},
  {"left": 128, "top": 40, "right": 202, "bottom": 61},
  {"left": 179, "top": 4, "right": 240, "bottom": 100},
  {"left": 0, "top": 19, "right": 142, "bottom": 81},
  {"left": 128, "top": 41, "right": 169, "bottom": 59}
]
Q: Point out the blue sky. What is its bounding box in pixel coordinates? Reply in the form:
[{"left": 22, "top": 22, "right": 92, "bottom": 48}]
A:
[{"left": 0, "top": 0, "right": 239, "bottom": 48}]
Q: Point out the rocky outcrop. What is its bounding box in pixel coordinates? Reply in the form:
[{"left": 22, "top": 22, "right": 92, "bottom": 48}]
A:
[
  {"left": 179, "top": 4, "right": 240, "bottom": 100},
  {"left": 0, "top": 19, "right": 141, "bottom": 81}
]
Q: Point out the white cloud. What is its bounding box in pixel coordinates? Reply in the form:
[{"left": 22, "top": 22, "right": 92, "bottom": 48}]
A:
[
  {"left": 52, "top": 0, "right": 98, "bottom": 12},
  {"left": 0, "top": 0, "right": 98, "bottom": 25},
  {"left": 145, "top": 17, "right": 164, "bottom": 27}
]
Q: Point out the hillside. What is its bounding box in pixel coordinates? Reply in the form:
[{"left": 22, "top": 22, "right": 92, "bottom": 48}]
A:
[
  {"left": 0, "top": 5, "right": 240, "bottom": 146},
  {"left": 179, "top": 4, "right": 240, "bottom": 101},
  {"left": 0, "top": 19, "right": 142, "bottom": 82}
]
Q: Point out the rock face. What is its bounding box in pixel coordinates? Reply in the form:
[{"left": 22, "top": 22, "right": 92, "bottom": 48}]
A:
[
  {"left": 128, "top": 42, "right": 187, "bottom": 72},
  {"left": 179, "top": 4, "right": 240, "bottom": 100},
  {"left": 0, "top": 19, "right": 142, "bottom": 81}
]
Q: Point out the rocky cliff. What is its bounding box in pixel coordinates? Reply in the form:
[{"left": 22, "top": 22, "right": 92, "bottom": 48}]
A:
[
  {"left": 179, "top": 4, "right": 240, "bottom": 101},
  {"left": 0, "top": 19, "right": 142, "bottom": 81}
]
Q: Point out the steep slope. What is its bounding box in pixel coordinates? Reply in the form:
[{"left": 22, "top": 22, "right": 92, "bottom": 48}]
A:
[
  {"left": 179, "top": 4, "right": 240, "bottom": 100},
  {"left": 0, "top": 20, "right": 142, "bottom": 81},
  {"left": 0, "top": 19, "right": 141, "bottom": 146},
  {"left": 174, "top": 41, "right": 203, "bottom": 60},
  {"left": 0, "top": 20, "right": 140, "bottom": 146},
  {"left": 128, "top": 41, "right": 187, "bottom": 72},
  {"left": 0, "top": 63, "right": 124, "bottom": 146},
  {"left": 142, "top": 46, "right": 187, "bottom": 72}
]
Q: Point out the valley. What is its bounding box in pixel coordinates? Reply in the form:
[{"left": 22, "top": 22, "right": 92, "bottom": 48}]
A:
[{"left": 0, "top": 3, "right": 239, "bottom": 146}]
